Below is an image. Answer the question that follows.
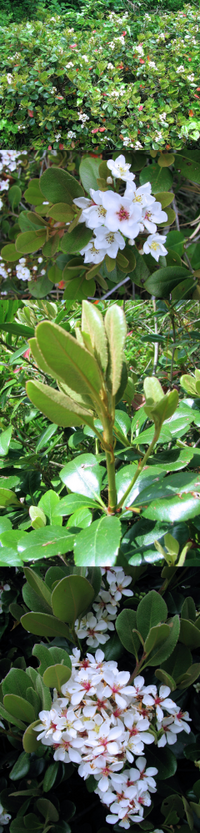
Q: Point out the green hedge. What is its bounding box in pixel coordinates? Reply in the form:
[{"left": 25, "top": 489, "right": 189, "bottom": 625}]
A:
[{"left": 0, "top": 5, "right": 200, "bottom": 152}]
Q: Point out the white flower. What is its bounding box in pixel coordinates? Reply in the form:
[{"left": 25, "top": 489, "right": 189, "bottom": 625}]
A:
[
  {"left": 142, "top": 233, "right": 168, "bottom": 261},
  {"left": 0, "top": 802, "right": 11, "bottom": 826},
  {"left": 103, "top": 669, "right": 136, "bottom": 709},
  {"left": 6, "top": 74, "right": 13, "bottom": 84},
  {"left": 176, "top": 65, "right": 185, "bottom": 73},
  {"left": 0, "top": 179, "right": 9, "bottom": 191},
  {"left": 125, "top": 180, "right": 155, "bottom": 210},
  {"left": 107, "top": 154, "right": 135, "bottom": 182},
  {"left": 143, "top": 685, "right": 177, "bottom": 721},
  {"left": 140, "top": 202, "right": 168, "bottom": 233},
  {"left": 100, "top": 191, "right": 142, "bottom": 238},
  {"left": 94, "top": 227, "right": 125, "bottom": 258},
  {"left": 75, "top": 612, "right": 110, "bottom": 648},
  {"left": 74, "top": 190, "right": 107, "bottom": 229},
  {"left": 79, "top": 238, "right": 107, "bottom": 264},
  {"left": 16, "top": 265, "right": 31, "bottom": 281}
]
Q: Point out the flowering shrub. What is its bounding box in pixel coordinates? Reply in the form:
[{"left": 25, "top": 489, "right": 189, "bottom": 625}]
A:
[
  {"left": 1, "top": 148, "right": 200, "bottom": 301},
  {"left": 33, "top": 643, "right": 191, "bottom": 829},
  {"left": 0, "top": 6, "right": 200, "bottom": 151},
  {"left": 0, "top": 564, "right": 200, "bottom": 832}
]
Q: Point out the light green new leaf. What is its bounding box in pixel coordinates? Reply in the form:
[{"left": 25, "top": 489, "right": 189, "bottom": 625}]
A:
[
  {"left": 26, "top": 380, "right": 96, "bottom": 430},
  {"left": 3, "top": 694, "right": 35, "bottom": 724},
  {"left": 0, "top": 425, "right": 12, "bottom": 456},
  {"left": 43, "top": 664, "right": 71, "bottom": 693},
  {"left": 104, "top": 305, "right": 127, "bottom": 395},
  {"left": 81, "top": 301, "right": 108, "bottom": 373},
  {"left": 35, "top": 321, "right": 103, "bottom": 402},
  {"left": 23, "top": 721, "right": 45, "bottom": 754}
]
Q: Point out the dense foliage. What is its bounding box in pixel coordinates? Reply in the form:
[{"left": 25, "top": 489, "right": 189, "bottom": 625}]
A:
[
  {"left": 0, "top": 5, "right": 200, "bottom": 151},
  {"left": 0, "top": 298, "right": 200, "bottom": 568},
  {"left": 0, "top": 563, "right": 200, "bottom": 833},
  {"left": 1, "top": 149, "right": 200, "bottom": 301}
]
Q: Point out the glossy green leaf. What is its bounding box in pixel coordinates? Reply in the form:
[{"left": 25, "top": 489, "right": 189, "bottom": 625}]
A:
[
  {"left": 23, "top": 567, "right": 52, "bottom": 607},
  {"left": 104, "top": 305, "right": 127, "bottom": 395},
  {"left": 17, "top": 526, "right": 74, "bottom": 562},
  {"left": 9, "top": 752, "right": 30, "bottom": 781},
  {"left": 38, "top": 490, "right": 62, "bottom": 525},
  {"left": 161, "top": 643, "right": 192, "bottom": 681},
  {"left": 60, "top": 453, "right": 104, "bottom": 499},
  {"left": 36, "top": 798, "right": 59, "bottom": 822},
  {"left": 143, "top": 494, "right": 200, "bottom": 523},
  {"left": 136, "top": 590, "right": 168, "bottom": 640},
  {"left": 51, "top": 575, "right": 95, "bottom": 623},
  {"left": 116, "top": 609, "right": 140, "bottom": 656},
  {"left": 22, "top": 581, "right": 52, "bottom": 614},
  {"left": 179, "top": 619, "right": 200, "bottom": 649},
  {"left": 2, "top": 667, "right": 32, "bottom": 699},
  {"left": 20, "top": 612, "right": 75, "bottom": 640},
  {"left": 155, "top": 669, "right": 176, "bottom": 691},
  {"left": 42, "top": 762, "right": 59, "bottom": 793},
  {"left": 146, "top": 616, "right": 180, "bottom": 665},
  {"left": 53, "top": 494, "right": 100, "bottom": 516},
  {"left": 178, "top": 663, "right": 200, "bottom": 689},
  {"left": 181, "top": 596, "right": 196, "bottom": 622},
  {"left": 74, "top": 515, "right": 121, "bottom": 566},
  {"left": 144, "top": 623, "right": 170, "bottom": 655},
  {"left": 147, "top": 746, "right": 177, "bottom": 779}
]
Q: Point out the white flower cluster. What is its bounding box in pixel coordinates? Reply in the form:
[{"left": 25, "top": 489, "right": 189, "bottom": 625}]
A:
[
  {"left": 34, "top": 650, "right": 191, "bottom": 829},
  {"left": 0, "top": 583, "right": 10, "bottom": 614},
  {"left": 75, "top": 567, "right": 133, "bottom": 648},
  {"left": 33, "top": 568, "right": 191, "bottom": 829},
  {"left": 73, "top": 154, "right": 168, "bottom": 264},
  {"left": 0, "top": 150, "right": 27, "bottom": 173}
]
